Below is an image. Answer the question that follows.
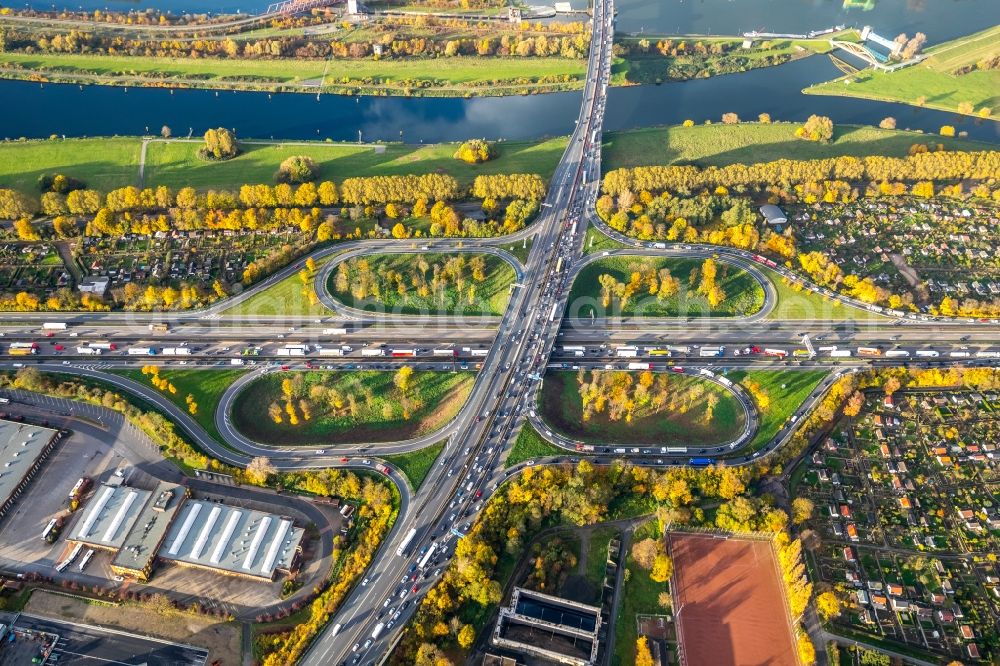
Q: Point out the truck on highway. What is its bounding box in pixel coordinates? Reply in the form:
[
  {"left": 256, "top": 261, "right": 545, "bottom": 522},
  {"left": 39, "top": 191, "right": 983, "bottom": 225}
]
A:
[
  {"left": 666, "top": 447, "right": 687, "bottom": 454},
  {"left": 699, "top": 346, "right": 724, "bottom": 358},
  {"left": 763, "top": 348, "right": 787, "bottom": 358},
  {"left": 975, "top": 350, "right": 1000, "bottom": 358},
  {"left": 88, "top": 342, "right": 117, "bottom": 351},
  {"left": 162, "top": 347, "right": 192, "bottom": 356},
  {"left": 319, "top": 347, "right": 351, "bottom": 357},
  {"left": 884, "top": 350, "right": 910, "bottom": 358},
  {"left": 371, "top": 622, "right": 386, "bottom": 640},
  {"left": 950, "top": 351, "right": 971, "bottom": 358},
  {"left": 374, "top": 463, "right": 390, "bottom": 475},
  {"left": 42, "top": 322, "right": 67, "bottom": 330},
  {"left": 555, "top": 257, "right": 564, "bottom": 273},
  {"left": 7, "top": 343, "right": 38, "bottom": 356},
  {"left": 75, "top": 347, "right": 100, "bottom": 355},
  {"left": 148, "top": 323, "right": 169, "bottom": 332},
  {"left": 615, "top": 346, "right": 639, "bottom": 358},
  {"left": 418, "top": 543, "right": 438, "bottom": 569},
  {"left": 323, "top": 328, "right": 347, "bottom": 335},
  {"left": 549, "top": 303, "right": 559, "bottom": 322},
  {"left": 830, "top": 349, "right": 852, "bottom": 357},
  {"left": 362, "top": 348, "right": 385, "bottom": 357},
  {"left": 561, "top": 346, "right": 585, "bottom": 354},
  {"left": 688, "top": 457, "right": 715, "bottom": 467},
  {"left": 627, "top": 362, "right": 651, "bottom": 370},
  {"left": 432, "top": 348, "right": 457, "bottom": 357},
  {"left": 856, "top": 347, "right": 881, "bottom": 357},
  {"left": 127, "top": 347, "right": 157, "bottom": 356},
  {"left": 397, "top": 528, "right": 418, "bottom": 557},
  {"left": 391, "top": 349, "right": 415, "bottom": 358},
  {"left": 468, "top": 349, "right": 489, "bottom": 357},
  {"left": 231, "top": 358, "right": 246, "bottom": 365},
  {"left": 915, "top": 350, "right": 939, "bottom": 358},
  {"left": 277, "top": 345, "right": 308, "bottom": 357},
  {"left": 648, "top": 348, "right": 671, "bottom": 357}
]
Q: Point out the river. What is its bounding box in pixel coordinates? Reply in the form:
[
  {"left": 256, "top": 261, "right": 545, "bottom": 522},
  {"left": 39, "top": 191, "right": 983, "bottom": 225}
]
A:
[{"left": 2, "top": 56, "right": 997, "bottom": 143}]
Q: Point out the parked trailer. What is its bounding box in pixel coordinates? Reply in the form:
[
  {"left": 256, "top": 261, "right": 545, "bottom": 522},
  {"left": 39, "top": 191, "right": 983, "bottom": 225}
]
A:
[
  {"left": 627, "top": 362, "right": 651, "bottom": 370},
  {"left": 397, "top": 528, "right": 418, "bottom": 557},
  {"left": 418, "top": 543, "right": 438, "bottom": 569},
  {"left": 362, "top": 348, "right": 385, "bottom": 357},
  {"left": 42, "top": 322, "right": 67, "bottom": 330},
  {"left": 127, "top": 347, "right": 157, "bottom": 356},
  {"left": 884, "top": 350, "right": 911, "bottom": 358},
  {"left": 915, "top": 350, "right": 940, "bottom": 358},
  {"left": 75, "top": 347, "right": 100, "bottom": 355}
]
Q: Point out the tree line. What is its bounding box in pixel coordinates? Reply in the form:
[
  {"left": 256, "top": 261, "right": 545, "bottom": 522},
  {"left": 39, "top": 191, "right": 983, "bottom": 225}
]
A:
[
  {"left": 333, "top": 254, "right": 494, "bottom": 307},
  {"left": 601, "top": 150, "right": 1000, "bottom": 196}
]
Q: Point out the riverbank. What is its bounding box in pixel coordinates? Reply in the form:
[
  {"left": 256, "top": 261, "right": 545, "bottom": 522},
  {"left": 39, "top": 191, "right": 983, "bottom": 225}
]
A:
[{"left": 804, "top": 25, "right": 1000, "bottom": 118}]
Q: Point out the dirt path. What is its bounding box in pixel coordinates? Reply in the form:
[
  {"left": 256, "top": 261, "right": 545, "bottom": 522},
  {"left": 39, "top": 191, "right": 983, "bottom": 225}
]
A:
[{"left": 576, "top": 529, "right": 590, "bottom": 576}]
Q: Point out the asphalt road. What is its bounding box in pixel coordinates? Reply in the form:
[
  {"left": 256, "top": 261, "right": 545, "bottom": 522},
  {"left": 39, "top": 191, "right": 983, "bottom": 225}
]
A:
[{"left": 13, "top": 613, "right": 209, "bottom": 666}]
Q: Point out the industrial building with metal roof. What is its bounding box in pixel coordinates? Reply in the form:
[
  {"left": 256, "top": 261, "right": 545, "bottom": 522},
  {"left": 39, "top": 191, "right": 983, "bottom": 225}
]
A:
[
  {"left": 0, "top": 419, "right": 61, "bottom": 522},
  {"left": 67, "top": 483, "right": 152, "bottom": 551},
  {"left": 110, "top": 482, "right": 188, "bottom": 581},
  {"left": 159, "top": 499, "right": 304, "bottom": 581}
]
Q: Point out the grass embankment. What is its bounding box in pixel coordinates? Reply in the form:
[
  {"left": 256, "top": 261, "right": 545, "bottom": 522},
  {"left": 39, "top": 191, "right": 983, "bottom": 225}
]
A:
[
  {"left": 0, "top": 51, "right": 588, "bottom": 95},
  {"left": 612, "top": 519, "right": 668, "bottom": 666},
  {"left": 505, "top": 423, "right": 565, "bottom": 468},
  {"left": 804, "top": 25, "right": 1000, "bottom": 116},
  {"left": 0, "top": 135, "right": 567, "bottom": 193},
  {"left": 110, "top": 368, "right": 245, "bottom": 444},
  {"left": 221, "top": 254, "right": 334, "bottom": 319},
  {"left": 729, "top": 369, "right": 827, "bottom": 452},
  {"left": 230, "top": 370, "right": 474, "bottom": 446},
  {"left": 764, "top": 269, "right": 886, "bottom": 321},
  {"left": 328, "top": 252, "right": 517, "bottom": 316},
  {"left": 601, "top": 122, "right": 998, "bottom": 172},
  {"left": 583, "top": 224, "right": 631, "bottom": 254},
  {"left": 568, "top": 255, "right": 765, "bottom": 318},
  {"left": 384, "top": 440, "right": 445, "bottom": 491},
  {"left": 540, "top": 371, "right": 745, "bottom": 447}
]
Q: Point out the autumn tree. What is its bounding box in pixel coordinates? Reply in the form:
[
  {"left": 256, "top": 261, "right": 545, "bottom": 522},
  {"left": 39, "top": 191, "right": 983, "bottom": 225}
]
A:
[
  {"left": 276, "top": 155, "right": 318, "bottom": 183},
  {"left": 791, "top": 497, "right": 814, "bottom": 525},
  {"left": 795, "top": 115, "right": 834, "bottom": 143},
  {"left": 246, "top": 456, "right": 276, "bottom": 485},
  {"left": 650, "top": 553, "right": 673, "bottom": 582},
  {"left": 199, "top": 127, "right": 240, "bottom": 161},
  {"left": 815, "top": 590, "right": 841, "bottom": 621},
  {"left": 453, "top": 139, "right": 497, "bottom": 164},
  {"left": 631, "top": 538, "right": 659, "bottom": 570},
  {"left": 635, "top": 636, "right": 655, "bottom": 666},
  {"left": 394, "top": 365, "right": 414, "bottom": 393}
]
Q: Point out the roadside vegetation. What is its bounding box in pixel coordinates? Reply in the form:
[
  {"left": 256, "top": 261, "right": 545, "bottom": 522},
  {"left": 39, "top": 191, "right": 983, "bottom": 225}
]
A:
[
  {"left": 230, "top": 369, "right": 474, "bottom": 445},
  {"left": 765, "top": 269, "right": 884, "bottom": 321},
  {"left": 569, "top": 256, "right": 765, "bottom": 318},
  {"left": 612, "top": 519, "right": 672, "bottom": 666},
  {"left": 222, "top": 254, "right": 334, "bottom": 318},
  {"left": 328, "top": 252, "right": 516, "bottom": 316},
  {"left": 505, "top": 423, "right": 566, "bottom": 468},
  {"left": 540, "top": 370, "right": 745, "bottom": 447},
  {"left": 384, "top": 441, "right": 445, "bottom": 491},
  {"left": 729, "top": 369, "right": 828, "bottom": 452},
  {"left": 110, "top": 367, "right": 245, "bottom": 444},
  {"left": 805, "top": 25, "right": 1000, "bottom": 117}
]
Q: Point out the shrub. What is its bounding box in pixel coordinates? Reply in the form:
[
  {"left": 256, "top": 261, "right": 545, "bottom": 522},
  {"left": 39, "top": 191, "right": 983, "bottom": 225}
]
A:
[
  {"left": 275, "top": 155, "right": 319, "bottom": 184},
  {"left": 453, "top": 139, "right": 497, "bottom": 164}
]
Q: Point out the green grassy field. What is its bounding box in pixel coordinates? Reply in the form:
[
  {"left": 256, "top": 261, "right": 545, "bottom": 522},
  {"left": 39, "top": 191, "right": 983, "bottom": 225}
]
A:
[
  {"left": 221, "top": 255, "right": 334, "bottom": 319},
  {"left": 612, "top": 519, "right": 669, "bottom": 666},
  {"left": 804, "top": 26, "right": 1000, "bottom": 116},
  {"left": 540, "top": 371, "right": 745, "bottom": 447},
  {"left": 230, "top": 370, "right": 474, "bottom": 445},
  {"left": 728, "top": 369, "right": 827, "bottom": 451},
  {"left": 328, "top": 252, "right": 516, "bottom": 316},
  {"left": 506, "top": 423, "right": 566, "bottom": 468},
  {"left": 764, "top": 269, "right": 886, "bottom": 321},
  {"left": 569, "top": 255, "right": 765, "bottom": 318},
  {"left": 0, "top": 51, "right": 586, "bottom": 89},
  {"left": 110, "top": 368, "right": 246, "bottom": 444},
  {"left": 601, "top": 122, "right": 997, "bottom": 172},
  {"left": 582, "top": 224, "right": 631, "bottom": 254},
  {"left": 0, "top": 135, "right": 566, "bottom": 194},
  {"left": 384, "top": 440, "right": 445, "bottom": 490}
]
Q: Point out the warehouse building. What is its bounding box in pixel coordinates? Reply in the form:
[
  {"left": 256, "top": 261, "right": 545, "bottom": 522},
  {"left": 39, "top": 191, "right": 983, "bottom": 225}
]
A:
[
  {"left": 110, "top": 482, "right": 188, "bottom": 581},
  {"left": 158, "top": 499, "right": 304, "bottom": 581},
  {"left": 67, "top": 483, "right": 152, "bottom": 551},
  {"left": 492, "top": 588, "right": 602, "bottom": 666},
  {"left": 0, "top": 420, "right": 61, "bottom": 523}
]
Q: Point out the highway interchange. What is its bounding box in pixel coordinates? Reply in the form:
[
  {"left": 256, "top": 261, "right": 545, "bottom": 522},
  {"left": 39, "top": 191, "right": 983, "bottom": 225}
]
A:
[{"left": 0, "top": 0, "right": 997, "bottom": 662}]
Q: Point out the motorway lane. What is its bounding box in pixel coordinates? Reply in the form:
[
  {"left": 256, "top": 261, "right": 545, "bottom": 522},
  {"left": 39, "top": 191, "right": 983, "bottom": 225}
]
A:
[{"left": 13, "top": 613, "right": 209, "bottom": 666}]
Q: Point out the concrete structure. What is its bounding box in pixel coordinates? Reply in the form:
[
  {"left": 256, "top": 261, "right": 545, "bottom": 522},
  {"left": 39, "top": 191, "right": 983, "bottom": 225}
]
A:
[
  {"left": 0, "top": 420, "right": 60, "bottom": 522},
  {"left": 492, "top": 588, "right": 602, "bottom": 665},
  {"left": 760, "top": 204, "right": 788, "bottom": 226},
  {"left": 77, "top": 276, "right": 110, "bottom": 295},
  {"left": 159, "top": 499, "right": 304, "bottom": 581},
  {"left": 68, "top": 484, "right": 152, "bottom": 551},
  {"left": 110, "top": 482, "right": 188, "bottom": 581}
]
